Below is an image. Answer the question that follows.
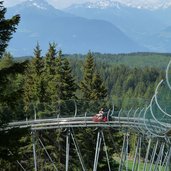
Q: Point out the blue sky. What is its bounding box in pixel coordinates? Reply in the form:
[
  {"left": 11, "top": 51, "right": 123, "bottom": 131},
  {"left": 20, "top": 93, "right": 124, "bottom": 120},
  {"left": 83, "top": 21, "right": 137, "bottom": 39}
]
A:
[{"left": 4, "top": 0, "right": 96, "bottom": 9}]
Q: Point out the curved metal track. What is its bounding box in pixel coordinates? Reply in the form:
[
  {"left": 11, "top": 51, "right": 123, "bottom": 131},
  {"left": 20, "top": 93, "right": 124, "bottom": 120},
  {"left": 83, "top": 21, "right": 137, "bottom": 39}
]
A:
[{"left": 7, "top": 116, "right": 171, "bottom": 137}]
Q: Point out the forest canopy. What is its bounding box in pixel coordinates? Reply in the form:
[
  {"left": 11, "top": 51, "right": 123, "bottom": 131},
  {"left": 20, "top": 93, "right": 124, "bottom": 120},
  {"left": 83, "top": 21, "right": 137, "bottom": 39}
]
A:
[{"left": 0, "top": 1, "right": 170, "bottom": 170}]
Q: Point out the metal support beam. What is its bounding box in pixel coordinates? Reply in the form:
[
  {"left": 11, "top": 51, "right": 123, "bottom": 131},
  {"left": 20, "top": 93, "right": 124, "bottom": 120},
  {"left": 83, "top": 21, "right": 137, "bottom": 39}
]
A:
[
  {"left": 38, "top": 138, "right": 58, "bottom": 171},
  {"left": 32, "top": 131, "right": 37, "bottom": 171},
  {"left": 162, "top": 151, "right": 168, "bottom": 169},
  {"left": 165, "top": 146, "right": 171, "bottom": 171},
  {"left": 157, "top": 143, "right": 165, "bottom": 171},
  {"left": 132, "top": 136, "right": 141, "bottom": 171},
  {"left": 101, "top": 131, "right": 111, "bottom": 171},
  {"left": 93, "top": 131, "right": 102, "bottom": 171},
  {"left": 71, "top": 131, "right": 86, "bottom": 171},
  {"left": 16, "top": 160, "right": 26, "bottom": 171},
  {"left": 143, "top": 138, "right": 152, "bottom": 171},
  {"left": 119, "top": 130, "right": 129, "bottom": 171},
  {"left": 149, "top": 140, "right": 159, "bottom": 171},
  {"left": 126, "top": 132, "right": 129, "bottom": 171},
  {"left": 8, "top": 150, "right": 26, "bottom": 171},
  {"left": 137, "top": 136, "right": 142, "bottom": 171},
  {"left": 154, "top": 143, "right": 164, "bottom": 171},
  {"left": 66, "top": 129, "right": 70, "bottom": 171}
]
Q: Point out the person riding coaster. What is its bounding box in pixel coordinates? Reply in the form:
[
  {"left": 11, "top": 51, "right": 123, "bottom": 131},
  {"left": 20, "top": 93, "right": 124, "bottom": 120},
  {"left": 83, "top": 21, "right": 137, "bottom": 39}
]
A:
[{"left": 92, "top": 108, "right": 108, "bottom": 122}]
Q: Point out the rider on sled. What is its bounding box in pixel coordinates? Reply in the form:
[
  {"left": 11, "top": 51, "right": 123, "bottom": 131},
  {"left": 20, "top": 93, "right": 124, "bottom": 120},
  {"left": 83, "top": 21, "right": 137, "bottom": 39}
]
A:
[{"left": 93, "top": 108, "right": 108, "bottom": 122}]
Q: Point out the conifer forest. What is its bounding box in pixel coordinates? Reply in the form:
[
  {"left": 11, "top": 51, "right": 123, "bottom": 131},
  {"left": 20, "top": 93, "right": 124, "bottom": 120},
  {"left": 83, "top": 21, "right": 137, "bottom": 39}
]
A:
[{"left": 0, "top": 1, "right": 171, "bottom": 170}]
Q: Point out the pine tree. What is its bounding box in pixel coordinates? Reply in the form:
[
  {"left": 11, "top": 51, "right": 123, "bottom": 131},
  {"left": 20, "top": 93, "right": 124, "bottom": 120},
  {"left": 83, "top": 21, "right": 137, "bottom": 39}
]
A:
[
  {"left": 80, "top": 51, "right": 107, "bottom": 101},
  {"left": 32, "top": 43, "right": 45, "bottom": 103},
  {"left": 44, "top": 42, "right": 57, "bottom": 75},
  {"left": 23, "top": 43, "right": 44, "bottom": 113},
  {"left": 91, "top": 72, "right": 107, "bottom": 100},
  {"left": 0, "top": 1, "right": 20, "bottom": 57},
  {"left": 62, "top": 57, "right": 77, "bottom": 100},
  {"left": 47, "top": 49, "right": 77, "bottom": 102},
  {"left": 80, "top": 51, "right": 95, "bottom": 100},
  {"left": 47, "top": 48, "right": 63, "bottom": 117},
  {"left": 0, "top": 52, "right": 14, "bottom": 69},
  {"left": 60, "top": 55, "right": 78, "bottom": 116},
  {"left": 43, "top": 43, "right": 58, "bottom": 103},
  {"left": 48, "top": 50, "right": 77, "bottom": 116}
]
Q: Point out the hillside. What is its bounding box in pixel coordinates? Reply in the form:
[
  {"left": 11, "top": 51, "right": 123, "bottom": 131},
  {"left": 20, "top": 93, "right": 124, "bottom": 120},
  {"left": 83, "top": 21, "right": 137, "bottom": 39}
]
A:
[
  {"left": 65, "top": 1, "right": 171, "bottom": 53},
  {"left": 66, "top": 52, "right": 171, "bottom": 69},
  {"left": 15, "top": 52, "right": 171, "bottom": 69},
  {"left": 6, "top": 0, "right": 143, "bottom": 56}
]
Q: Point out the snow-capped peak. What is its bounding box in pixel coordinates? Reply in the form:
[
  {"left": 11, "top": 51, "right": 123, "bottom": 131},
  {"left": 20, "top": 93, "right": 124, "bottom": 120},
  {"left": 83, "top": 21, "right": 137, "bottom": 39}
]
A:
[
  {"left": 88, "top": 0, "right": 122, "bottom": 9},
  {"left": 70, "top": 0, "right": 171, "bottom": 10},
  {"left": 22, "top": 0, "right": 52, "bottom": 10},
  {"left": 77, "top": 0, "right": 125, "bottom": 9},
  {"left": 119, "top": 0, "right": 171, "bottom": 10}
]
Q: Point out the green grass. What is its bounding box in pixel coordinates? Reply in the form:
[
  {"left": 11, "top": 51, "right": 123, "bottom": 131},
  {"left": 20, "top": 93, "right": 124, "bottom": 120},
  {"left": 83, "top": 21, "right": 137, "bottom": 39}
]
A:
[{"left": 118, "top": 160, "right": 166, "bottom": 171}]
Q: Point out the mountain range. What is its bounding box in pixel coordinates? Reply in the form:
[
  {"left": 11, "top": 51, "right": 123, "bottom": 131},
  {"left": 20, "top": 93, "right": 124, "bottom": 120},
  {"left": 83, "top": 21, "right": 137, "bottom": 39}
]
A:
[
  {"left": 6, "top": 0, "right": 171, "bottom": 56},
  {"left": 65, "top": 0, "right": 171, "bottom": 52},
  {"left": 73, "top": 0, "right": 171, "bottom": 10}
]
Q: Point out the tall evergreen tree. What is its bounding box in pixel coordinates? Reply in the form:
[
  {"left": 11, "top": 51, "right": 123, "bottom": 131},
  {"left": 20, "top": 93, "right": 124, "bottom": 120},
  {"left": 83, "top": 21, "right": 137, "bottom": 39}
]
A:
[
  {"left": 0, "top": 1, "right": 20, "bottom": 57},
  {"left": 80, "top": 51, "right": 107, "bottom": 101},
  {"left": 62, "top": 57, "right": 77, "bottom": 100},
  {"left": 48, "top": 49, "right": 62, "bottom": 102},
  {"left": 91, "top": 72, "right": 107, "bottom": 100},
  {"left": 44, "top": 42, "right": 57, "bottom": 75},
  {"left": 44, "top": 43, "right": 58, "bottom": 103},
  {"left": 47, "top": 49, "right": 77, "bottom": 102},
  {"left": 0, "top": 52, "right": 14, "bottom": 69},
  {"left": 23, "top": 43, "right": 43, "bottom": 112},
  {"left": 80, "top": 51, "right": 95, "bottom": 100}
]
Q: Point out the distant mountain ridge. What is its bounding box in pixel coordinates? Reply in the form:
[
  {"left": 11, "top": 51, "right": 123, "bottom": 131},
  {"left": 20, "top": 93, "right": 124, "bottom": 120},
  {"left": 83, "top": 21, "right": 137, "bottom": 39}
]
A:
[
  {"left": 16, "top": 0, "right": 50, "bottom": 10},
  {"left": 65, "top": 0, "right": 171, "bottom": 53},
  {"left": 6, "top": 0, "right": 145, "bottom": 56},
  {"left": 70, "top": 0, "right": 171, "bottom": 10}
]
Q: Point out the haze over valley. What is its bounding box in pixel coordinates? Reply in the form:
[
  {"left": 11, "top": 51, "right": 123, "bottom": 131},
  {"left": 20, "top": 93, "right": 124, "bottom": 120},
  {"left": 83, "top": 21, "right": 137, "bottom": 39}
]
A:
[{"left": 6, "top": 0, "right": 171, "bottom": 56}]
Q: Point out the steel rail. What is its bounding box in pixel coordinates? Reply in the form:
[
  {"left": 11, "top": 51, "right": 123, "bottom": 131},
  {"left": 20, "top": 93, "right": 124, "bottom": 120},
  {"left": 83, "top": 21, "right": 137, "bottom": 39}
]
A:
[{"left": 6, "top": 116, "right": 171, "bottom": 137}]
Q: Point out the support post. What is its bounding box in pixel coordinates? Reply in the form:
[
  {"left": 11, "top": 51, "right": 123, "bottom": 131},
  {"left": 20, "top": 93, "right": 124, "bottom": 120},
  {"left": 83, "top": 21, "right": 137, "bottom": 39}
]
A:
[
  {"left": 32, "top": 130, "right": 37, "bottom": 171},
  {"left": 132, "top": 136, "right": 141, "bottom": 171},
  {"left": 66, "top": 129, "right": 70, "bottom": 171},
  {"left": 71, "top": 131, "right": 86, "bottom": 171},
  {"left": 149, "top": 140, "right": 158, "bottom": 171},
  {"left": 165, "top": 146, "right": 171, "bottom": 171},
  {"left": 101, "top": 131, "right": 111, "bottom": 171},
  {"left": 8, "top": 150, "right": 26, "bottom": 171},
  {"left": 154, "top": 143, "right": 164, "bottom": 171},
  {"left": 38, "top": 138, "right": 58, "bottom": 171},
  {"left": 137, "top": 136, "right": 142, "bottom": 171},
  {"left": 143, "top": 138, "right": 152, "bottom": 171},
  {"left": 93, "top": 131, "right": 102, "bottom": 171},
  {"left": 162, "top": 151, "right": 168, "bottom": 169},
  {"left": 126, "top": 132, "right": 129, "bottom": 171},
  {"left": 119, "top": 130, "right": 129, "bottom": 171},
  {"left": 158, "top": 143, "right": 165, "bottom": 171}
]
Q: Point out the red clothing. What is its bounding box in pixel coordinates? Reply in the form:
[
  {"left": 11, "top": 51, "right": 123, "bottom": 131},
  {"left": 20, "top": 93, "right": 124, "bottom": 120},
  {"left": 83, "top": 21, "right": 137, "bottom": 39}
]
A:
[{"left": 103, "top": 117, "right": 107, "bottom": 122}]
